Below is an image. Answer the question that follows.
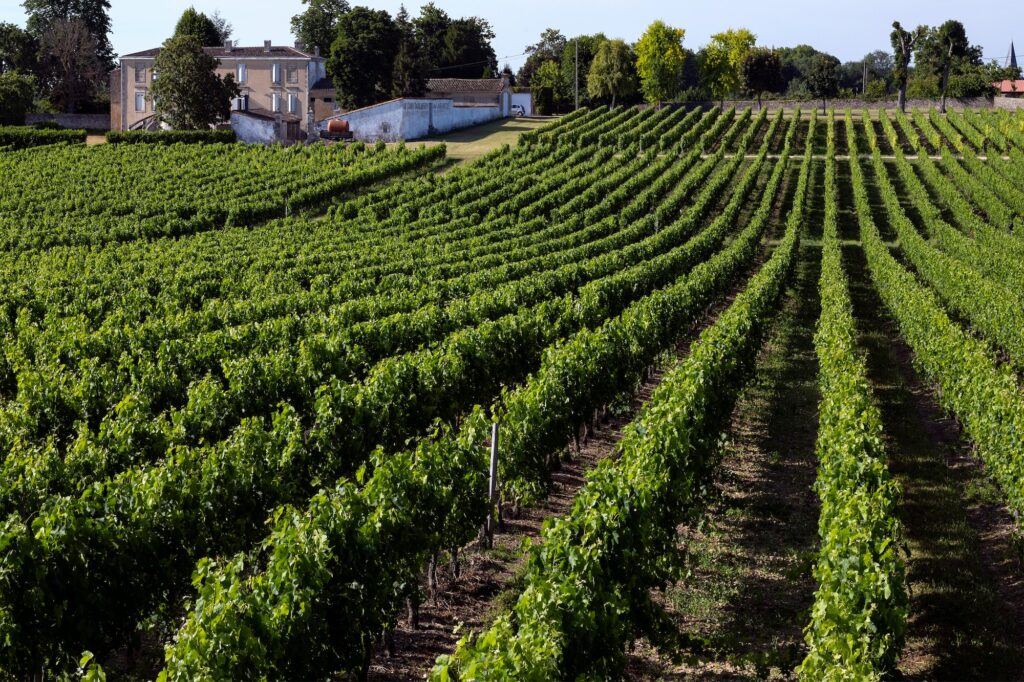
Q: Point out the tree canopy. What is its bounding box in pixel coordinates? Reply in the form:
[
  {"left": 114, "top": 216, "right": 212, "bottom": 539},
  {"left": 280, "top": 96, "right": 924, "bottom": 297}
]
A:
[
  {"left": 0, "top": 23, "right": 37, "bottom": 75},
  {"left": 635, "top": 20, "right": 686, "bottom": 104},
  {"left": 891, "top": 21, "right": 927, "bottom": 111},
  {"left": 173, "top": 7, "right": 225, "bottom": 47},
  {"left": 518, "top": 28, "right": 566, "bottom": 86},
  {"left": 0, "top": 69, "right": 35, "bottom": 124},
  {"left": 23, "top": 0, "right": 114, "bottom": 72},
  {"left": 392, "top": 4, "right": 427, "bottom": 98},
  {"left": 327, "top": 6, "right": 399, "bottom": 109},
  {"left": 807, "top": 52, "right": 841, "bottom": 110},
  {"left": 291, "top": 0, "right": 350, "bottom": 56},
  {"left": 151, "top": 33, "right": 238, "bottom": 129},
  {"left": 587, "top": 38, "right": 637, "bottom": 108},
  {"left": 739, "top": 47, "right": 783, "bottom": 108},
  {"left": 702, "top": 28, "right": 757, "bottom": 104}
]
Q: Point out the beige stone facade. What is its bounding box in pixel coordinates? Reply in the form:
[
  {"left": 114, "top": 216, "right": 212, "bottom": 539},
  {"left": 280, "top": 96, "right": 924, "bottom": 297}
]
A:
[{"left": 112, "top": 42, "right": 336, "bottom": 135}]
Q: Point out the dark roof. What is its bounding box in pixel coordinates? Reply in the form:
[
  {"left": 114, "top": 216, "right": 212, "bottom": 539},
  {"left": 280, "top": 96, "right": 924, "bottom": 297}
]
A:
[
  {"left": 426, "top": 78, "right": 506, "bottom": 94},
  {"left": 122, "top": 45, "right": 317, "bottom": 59},
  {"left": 233, "top": 107, "right": 302, "bottom": 123},
  {"left": 310, "top": 77, "right": 334, "bottom": 92}
]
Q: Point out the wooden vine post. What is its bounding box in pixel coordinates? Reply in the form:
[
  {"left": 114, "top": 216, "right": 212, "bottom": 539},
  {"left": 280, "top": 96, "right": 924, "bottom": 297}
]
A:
[{"left": 482, "top": 421, "right": 500, "bottom": 549}]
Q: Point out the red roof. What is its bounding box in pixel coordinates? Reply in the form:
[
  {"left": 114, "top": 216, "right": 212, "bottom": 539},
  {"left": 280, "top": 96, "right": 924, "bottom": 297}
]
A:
[{"left": 994, "top": 80, "right": 1024, "bottom": 94}]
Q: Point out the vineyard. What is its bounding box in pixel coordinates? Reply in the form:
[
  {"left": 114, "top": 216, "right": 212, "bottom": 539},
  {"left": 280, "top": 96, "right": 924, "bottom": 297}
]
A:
[{"left": 1, "top": 104, "right": 1024, "bottom": 680}]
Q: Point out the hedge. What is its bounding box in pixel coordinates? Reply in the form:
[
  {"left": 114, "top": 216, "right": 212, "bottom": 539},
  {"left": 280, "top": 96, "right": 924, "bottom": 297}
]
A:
[
  {"left": 105, "top": 129, "right": 237, "bottom": 145},
  {"left": 0, "top": 126, "right": 87, "bottom": 149}
]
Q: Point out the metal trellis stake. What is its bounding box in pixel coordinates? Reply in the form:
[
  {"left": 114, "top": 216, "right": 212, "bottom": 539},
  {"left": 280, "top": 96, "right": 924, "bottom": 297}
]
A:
[{"left": 484, "top": 421, "right": 499, "bottom": 549}]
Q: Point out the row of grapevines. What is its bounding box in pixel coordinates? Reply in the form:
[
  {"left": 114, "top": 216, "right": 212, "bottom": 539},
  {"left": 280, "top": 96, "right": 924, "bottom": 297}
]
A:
[{"left": 798, "top": 112, "right": 906, "bottom": 680}]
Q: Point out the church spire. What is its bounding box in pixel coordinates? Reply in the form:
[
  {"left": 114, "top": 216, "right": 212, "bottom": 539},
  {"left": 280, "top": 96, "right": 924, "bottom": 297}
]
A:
[{"left": 1009, "top": 41, "right": 1019, "bottom": 70}]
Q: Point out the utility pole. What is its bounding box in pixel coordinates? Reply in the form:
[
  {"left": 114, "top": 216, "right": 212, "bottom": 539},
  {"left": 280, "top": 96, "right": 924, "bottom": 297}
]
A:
[
  {"left": 575, "top": 39, "right": 579, "bottom": 110},
  {"left": 863, "top": 61, "right": 868, "bottom": 94}
]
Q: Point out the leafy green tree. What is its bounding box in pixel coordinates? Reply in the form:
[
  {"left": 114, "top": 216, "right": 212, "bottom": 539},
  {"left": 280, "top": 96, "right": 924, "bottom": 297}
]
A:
[
  {"left": 891, "top": 21, "right": 927, "bottom": 112},
  {"left": 739, "top": 47, "right": 782, "bottom": 108},
  {"left": 587, "top": 38, "right": 637, "bottom": 108},
  {"left": 635, "top": 20, "right": 686, "bottom": 105},
  {"left": 23, "top": 0, "right": 114, "bottom": 72},
  {"left": 560, "top": 34, "right": 605, "bottom": 108},
  {"left": 173, "top": 7, "right": 222, "bottom": 46},
  {"left": 0, "top": 70, "right": 35, "bottom": 124},
  {"left": 210, "top": 10, "right": 232, "bottom": 45},
  {"left": 915, "top": 20, "right": 981, "bottom": 112},
  {"left": 702, "top": 28, "right": 756, "bottom": 106},
  {"left": 151, "top": 33, "right": 238, "bottom": 129},
  {"left": 392, "top": 5, "right": 427, "bottom": 97},
  {"left": 532, "top": 59, "right": 561, "bottom": 114},
  {"left": 441, "top": 17, "right": 496, "bottom": 78},
  {"left": 807, "top": 52, "right": 840, "bottom": 112},
  {"left": 518, "top": 28, "right": 566, "bottom": 86},
  {"left": 413, "top": 3, "right": 450, "bottom": 72},
  {"left": 291, "top": 0, "right": 350, "bottom": 56},
  {"left": 328, "top": 6, "right": 398, "bottom": 109},
  {"left": 775, "top": 44, "right": 824, "bottom": 96},
  {"left": 0, "top": 23, "right": 37, "bottom": 74}
]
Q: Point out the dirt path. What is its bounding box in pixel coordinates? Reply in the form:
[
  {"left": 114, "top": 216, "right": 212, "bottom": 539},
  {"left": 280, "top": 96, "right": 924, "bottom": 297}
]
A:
[{"left": 843, "top": 231, "right": 1024, "bottom": 680}]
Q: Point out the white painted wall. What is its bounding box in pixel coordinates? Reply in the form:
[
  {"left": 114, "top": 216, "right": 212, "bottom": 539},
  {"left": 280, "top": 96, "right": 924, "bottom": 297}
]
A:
[
  {"left": 231, "top": 112, "right": 278, "bottom": 144},
  {"left": 511, "top": 92, "right": 533, "bottom": 116},
  {"left": 318, "top": 98, "right": 505, "bottom": 142}
]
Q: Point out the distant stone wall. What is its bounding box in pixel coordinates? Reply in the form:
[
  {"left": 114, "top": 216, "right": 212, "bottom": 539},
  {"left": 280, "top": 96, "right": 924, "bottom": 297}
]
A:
[
  {"left": 25, "top": 113, "right": 109, "bottom": 130},
  {"left": 231, "top": 112, "right": 278, "bottom": 144},
  {"left": 994, "top": 97, "right": 1024, "bottom": 111}
]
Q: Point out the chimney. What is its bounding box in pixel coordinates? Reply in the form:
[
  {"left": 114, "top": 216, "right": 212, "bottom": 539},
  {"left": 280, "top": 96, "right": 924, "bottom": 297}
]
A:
[
  {"left": 295, "top": 41, "right": 305, "bottom": 52},
  {"left": 264, "top": 40, "right": 272, "bottom": 53},
  {"left": 224, "top": 40, "right": 233, "bottom": 52},
  {"left": 314, "top": 46, "right": 320, "bottom": 57}
]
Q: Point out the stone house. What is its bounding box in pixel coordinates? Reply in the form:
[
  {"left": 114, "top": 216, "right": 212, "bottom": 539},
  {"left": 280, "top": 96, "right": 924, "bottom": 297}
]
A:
[{"left": 110, "top": 41, "right": 336, "bottom": 141}]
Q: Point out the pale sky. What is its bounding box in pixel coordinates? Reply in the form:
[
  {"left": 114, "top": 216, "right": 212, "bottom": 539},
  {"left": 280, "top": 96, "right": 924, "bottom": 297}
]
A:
[{"left": 0, "top": 0, "right": 1016, "bottom": 69}]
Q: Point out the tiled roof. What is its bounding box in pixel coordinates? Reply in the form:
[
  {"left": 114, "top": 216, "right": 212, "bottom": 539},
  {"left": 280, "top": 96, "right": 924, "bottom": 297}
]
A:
[
  {"left": 122, "top": 45, "right": 316, "bottom": 59},
  {"left": 310, "top": 77, "right": 334, "bottom": 92},
  {"left": 426, "top": 78, "right": 505, "bottom": 94},
  {"left": 233, "top": 107, "right": 302, "bottom": 123},
  {"left": 994, "top": 79, "right": 1024, "bottom": 94}
]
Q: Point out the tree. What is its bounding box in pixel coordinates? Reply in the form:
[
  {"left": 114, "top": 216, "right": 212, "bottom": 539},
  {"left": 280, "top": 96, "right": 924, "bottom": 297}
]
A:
[
  {"left": 587, "top": 38, "right": 637, "bottom": 108},
  {"left": 0, "top": 70, "right": 35, "bottom": 124},
  {"left": 0, "top": 23, "right": 37, "bottom": 74},
  {"left": 209, "top": 10, "right": 232, "bottom": 45},
  {"left": 291, "top": 0, "right": 349, "bottom": 56},
  {"left": 392, "top": 5, "right": 427, "bottom": 97},
  {"left": 532, "top": 59, "right": 560, "bottom": 114},
  {"left": 702, "top": 28, "right": 756, "bottom": 106},
  {"left": 23, "top": 0, "right": 114, "bottom": 72},
  {"left": 413, "top": 3, "right": 450, "bottom": 73},
  {"left": 739, "top": 47, "right": 782, "bottom": 108},
  {"left": 635, "top": 20, "right": 685, "bottom": 105},
  {"left": 38, "top": 18, "right": 104, "bottom": 112},
  {"left": 518, "top": 28, "right": 566, "bottom": 86},
  {"left": 891, "top": 21, "right": 926, "bottom": 112},
  {"left": 150, "top": 33, "right": 238, "bottom": 129},
  {"left": 441, "top": 17, "right": 496, "bottom": 78},
  {"left": 327, "top": 6, "right": 398, "bottom": 109},
  {"left": 173, "top": 7, "right": 222, "bottom": 47},
  {"left": 862, "top": 49, "right": 894, "bottom": 93},
  {"left": 915, "top": 20, "right": 981, "bottom": 112},
  {"left": 560, "top": 34, "right": 605, "bottom": 108},
  {"left": 776, "top": 44, "right": 824, "bottom": 96},
  {"left": 807, "top": 52, "right": 840, "bottom": 112}
]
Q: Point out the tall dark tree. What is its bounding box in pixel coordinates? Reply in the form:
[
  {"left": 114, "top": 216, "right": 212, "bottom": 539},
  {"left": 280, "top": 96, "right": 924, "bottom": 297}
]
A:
[
  {"left": 560, "top": 34, "right": 605, "bottom": 108},
  {"left": 517, "top": 28, "right": 566, "bottom": 86},
  {"left": 151, "top": 33, "right": 238, "bottom": 128},
  {"left": 0, "top": 70, "right": 35, "bottom": 124},
  {"left": 38, "top": 18, "right": 103, "bottom": 112},
  {"left": 891, "top": 21, "right": 926, "bottom": 112},
  {"left": 440, "top": 17, "right": 496, "bottom": 78},
  {"left": 22, "top": 0, "right": 114, "bottom": 71},
  {"left": 775, "top": 44, "right": 825, "bottom": 96},
  {"left": 807, "top": 52, "right": 840, "bottom": 112},
  {"left": 291, "top": 0, "right": 349, "bottom": 55},
  {"left": 327, "top": 6, "right": 398, "bottom": 109},
  {"left": 0, "top": 23, "right": 38, "bottom": 74},
  {"left": 915, "top": 20, "right": 981, "bottom": 112},
  {"left": 739, "top": 47, "right": 783, "bottom": 109},
  {"left": 209, "top": 10, "right": 232, "bottom": 45},
  {"left": 413, "top": 3, "right": 450, "bottom": 72},
  {"left": 392, "top": 5, "right": 427, "bottom": 97},
  {"left": 173, "top": 7, "right": 222, "bottom": 47}
]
